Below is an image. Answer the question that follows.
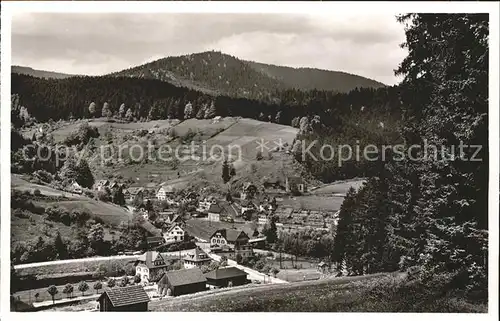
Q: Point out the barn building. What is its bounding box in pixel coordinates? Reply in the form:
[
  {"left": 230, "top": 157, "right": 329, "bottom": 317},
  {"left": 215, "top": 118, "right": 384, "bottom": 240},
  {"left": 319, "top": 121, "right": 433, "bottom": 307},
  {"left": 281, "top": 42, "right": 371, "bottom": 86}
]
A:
[
  {"left": 156, "top": 267, "right": 207, "bottom": 297},
  {"left": 97, "top": 285, "right": 150, "bottom": 312},
  {"left": 204, "top": 267, "right": 248, "bottom": 288}
]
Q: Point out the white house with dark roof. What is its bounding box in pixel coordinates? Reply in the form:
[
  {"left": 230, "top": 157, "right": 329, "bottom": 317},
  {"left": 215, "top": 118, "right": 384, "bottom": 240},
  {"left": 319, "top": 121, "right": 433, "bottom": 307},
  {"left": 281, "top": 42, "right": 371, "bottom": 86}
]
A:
[
  {"left": 135, "top": 251, "right": 168, "bottom": 284},
  {"left": 208, "top": 204, "right": 223, "bottom": 222},
  {"left": 94, "top": 179, "right": 110, "bottom": 192},
  {"left": 183, "top": 247, "right": 212, "bottom": 269},
  {"left": 163, "top": 224, "right": 185, "bottom": 243},
  {"left": 240, "top": 200, "right": 257, "bottom": 215},
  {"left": 156, "top": 185, "right": 174, "bottom": 201}
]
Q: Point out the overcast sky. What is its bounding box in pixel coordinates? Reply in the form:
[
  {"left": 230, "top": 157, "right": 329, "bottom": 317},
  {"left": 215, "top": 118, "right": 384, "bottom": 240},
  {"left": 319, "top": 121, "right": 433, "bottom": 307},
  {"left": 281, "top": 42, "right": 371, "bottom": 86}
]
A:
[{"left": 12, "top": 13, "right": 407, "bottom": 85}]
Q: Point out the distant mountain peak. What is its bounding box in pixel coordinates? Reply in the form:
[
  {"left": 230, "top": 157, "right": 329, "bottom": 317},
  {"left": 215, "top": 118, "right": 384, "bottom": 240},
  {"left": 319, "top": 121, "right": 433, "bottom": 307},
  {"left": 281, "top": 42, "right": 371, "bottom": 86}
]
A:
[
  {"left": 13, "top": 51, "right": 385, "bottom": 97},
  {"left": 111, "top": 51, "right": 385, "bottom": 99}
]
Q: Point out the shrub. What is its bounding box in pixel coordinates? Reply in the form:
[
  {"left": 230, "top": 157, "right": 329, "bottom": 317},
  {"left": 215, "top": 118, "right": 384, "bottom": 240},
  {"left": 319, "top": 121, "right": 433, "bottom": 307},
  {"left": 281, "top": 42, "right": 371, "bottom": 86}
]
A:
[
  {"left": 125, "top": 264, "right": 136, "bottom": 276},
  {"left": 33, "top": 170, "right": 54, "bottom": 183},
  {"left": 33, "top": 189, "right": 42, "bottom": 196},
  {"left": 97, "top": 190, "right": 111, "bottom": 202}
]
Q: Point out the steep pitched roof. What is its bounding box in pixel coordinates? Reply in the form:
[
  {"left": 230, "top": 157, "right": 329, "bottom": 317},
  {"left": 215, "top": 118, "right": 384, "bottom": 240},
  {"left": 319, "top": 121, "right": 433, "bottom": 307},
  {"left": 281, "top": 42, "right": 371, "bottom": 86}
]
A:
[
  {"left": 185, "top": 247, "right": 211, "bottom": 262},
  {"left": 208, "top": 204, "right": 222, "bottom": 213},
  {"left": 166, "top": 223, "right": 184, "bottom": 234},
  {"left": 210, "top": 229, "right": 249, "bottom": 242},
  {"left": 165, "top": 267, "right": 207, "bottom": 286},
  {"left": 241, "top": 200, "right": 255, "bottom": 207},
  {"left": 158, "top": 185, "right": 174, "bottom": 193},
  {"left": 243, "top": 182, "right": 257, "bottom": 191},
  {"left": 204, "top": 267, "right": 248, "bottom": 280},
  {"left": 286, "top": 176, "right": 305, "bottom": 184},
  {"left": 137, "top": 251, "right": 167, "bottom": 269},
  {"left": 98, "top": 285, "right": 150, "bottom": 307},
  {"left": 127, "top": 187, "right": 145, "bottom": 195}
]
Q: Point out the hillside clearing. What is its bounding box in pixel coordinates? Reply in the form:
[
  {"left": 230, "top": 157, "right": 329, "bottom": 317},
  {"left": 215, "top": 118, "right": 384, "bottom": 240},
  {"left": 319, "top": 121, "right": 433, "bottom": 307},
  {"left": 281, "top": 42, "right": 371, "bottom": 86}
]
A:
[
  {"left": 280, "top": 195, "right": 344, "bottom": 212},
  {"left": 311, "top": 179, "right": 366, "bottom": 195}
]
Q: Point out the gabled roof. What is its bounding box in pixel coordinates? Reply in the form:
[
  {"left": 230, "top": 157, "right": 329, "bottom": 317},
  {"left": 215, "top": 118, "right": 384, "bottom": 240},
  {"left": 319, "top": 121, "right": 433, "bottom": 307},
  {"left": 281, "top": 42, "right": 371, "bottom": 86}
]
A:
[
  {"left": 164, "top": 267, "right": 207, "bottom": 286},
  {"left": 185, "top": 247, "right": 211, "bottom": 262},
  {"left": 166, "top": 223, "right": 184, "bottom": 234},
  {"left": 158, "top": 185, "right": 174, "bottom": 193},
  {"left": 204, "top": 267, "right": 248, "bottom": 280},
  {"left": 286, "top": 176, "right": 305, "bottom": 184},
  {"left": 208, "top": 204, "right": 222, "bottom": 214},
  {"left": 243, "top": 182, "right": 257, "bottom": 191},
  {"left": 127, "top": 187, "right": 145, "bottom": 195},
  {"left": 241, "top": 200, "right": 255, "bottom": 207},
  {"left": 137, "top": 251, "right": 167, "bottom": 269},
  {"left": 98, "top": 285, "right": 150, "bottom": 307},
  {"left": 210, "top": 229, "right": 249, "bottom": 242},
  {"left": 96, "top": 179, "right": 110, "bottom": 186},
  {"left": 109, "top": 182, "right": 124, "bottom": 189}
]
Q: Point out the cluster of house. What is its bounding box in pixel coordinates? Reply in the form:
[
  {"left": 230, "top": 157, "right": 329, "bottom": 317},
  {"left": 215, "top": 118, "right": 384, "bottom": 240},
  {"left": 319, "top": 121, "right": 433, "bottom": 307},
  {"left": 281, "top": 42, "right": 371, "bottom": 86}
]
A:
[
  {"left": 272, "top": 208, "right": 339, "bottom": 230},
  {"left": 97, "top": 263, "right": 249, "bottom": 311},
  {"left": 66, "top": 179, "right": 127, "bottom": 195},
  {"left": 140, "top": 228, "right": 254, "bottom": 285},
  {"left": 95, "top": 228, "right": 255, "bottom": 311},
  {"left": 145, "top": 213, "right": 186, "bottom": 249},
  {"left": 261, "top": 176, "right": 308, "bottom": 194}
]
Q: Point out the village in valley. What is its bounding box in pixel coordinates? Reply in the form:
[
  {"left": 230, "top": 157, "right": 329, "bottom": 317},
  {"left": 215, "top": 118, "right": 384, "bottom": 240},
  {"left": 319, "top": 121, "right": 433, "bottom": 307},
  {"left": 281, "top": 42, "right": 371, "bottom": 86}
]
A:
[
  {"left": 10, "top": 113, "right": 364, "bottom": 312},
  {"left": 8, "top": 9, "right": 490, "bottom": 314}
]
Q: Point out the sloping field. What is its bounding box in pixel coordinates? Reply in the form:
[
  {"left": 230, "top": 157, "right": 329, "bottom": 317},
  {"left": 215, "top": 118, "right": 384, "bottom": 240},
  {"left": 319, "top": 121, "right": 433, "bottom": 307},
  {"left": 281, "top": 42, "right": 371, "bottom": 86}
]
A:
[
  {"left": 12, "top": 175, "right": 132, "bottom": 226},
  {"left": 311, "top": 179, "right": 366, "bottom": 195},
  {"left": 51, "top": 200, "right": 132, "bottom": 226},
  {"left": 19, "top": 118, "right": 300, "bottom": 192},
  {"left": 33, "top": 118, "right": 179, "bottom": 143},
  {"left": 280, "top": 195, "right": 345, "bottom": 212},
  {"left": 206, "top": 118, "right": 299, "bottom": 161},
  {"left": 171, "top": 117, "right": 237, "bottom": 137},
  {"left": 149, "top": 273, "right": 394, "bottom": 312},
  {"left": 12, "top": 175, "right": 84, "bottom": 199},
  {"left": 11, "top": 211, "right": 121, "bottom": 245}
]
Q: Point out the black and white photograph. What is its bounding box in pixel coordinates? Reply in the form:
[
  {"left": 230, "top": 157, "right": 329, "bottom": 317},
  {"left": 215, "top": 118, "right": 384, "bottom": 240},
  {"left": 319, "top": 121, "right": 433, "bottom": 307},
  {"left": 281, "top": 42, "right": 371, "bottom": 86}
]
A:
[{"left": 1, "top": 1, "right": 498, "bottom": 316}]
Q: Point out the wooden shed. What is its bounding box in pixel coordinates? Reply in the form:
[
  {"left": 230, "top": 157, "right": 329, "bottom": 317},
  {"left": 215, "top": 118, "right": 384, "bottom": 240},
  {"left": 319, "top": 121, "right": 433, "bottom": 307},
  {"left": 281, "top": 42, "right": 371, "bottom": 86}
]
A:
[
  {"left": 204, "top": 267, "right": 249, "bottom": 288},
  {"left": 156, "top": 267, "right": 207, "bottom": 297},
  {"left": 97, "top": 285, "right": 150, "bottom": 312}
]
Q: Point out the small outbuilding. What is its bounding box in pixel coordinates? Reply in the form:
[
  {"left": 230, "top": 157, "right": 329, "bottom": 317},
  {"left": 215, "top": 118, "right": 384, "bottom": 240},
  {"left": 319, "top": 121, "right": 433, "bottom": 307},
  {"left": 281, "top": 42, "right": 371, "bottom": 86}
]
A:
[
  {"left": 204, "top": 267, "right": 248, "bottom": 288},
  {"left": 97, "top": 285, "right": 150, "bottom": 312},
  {"left": 156, "top": 267, "right": 207, "bottom": 297}
]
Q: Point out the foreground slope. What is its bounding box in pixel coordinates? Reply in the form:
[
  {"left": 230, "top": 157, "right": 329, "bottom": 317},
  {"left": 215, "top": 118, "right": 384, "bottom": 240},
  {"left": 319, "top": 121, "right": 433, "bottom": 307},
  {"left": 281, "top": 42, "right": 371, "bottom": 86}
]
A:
[{"left": 149, "top": 272, "right": 485, "bottom": 312}]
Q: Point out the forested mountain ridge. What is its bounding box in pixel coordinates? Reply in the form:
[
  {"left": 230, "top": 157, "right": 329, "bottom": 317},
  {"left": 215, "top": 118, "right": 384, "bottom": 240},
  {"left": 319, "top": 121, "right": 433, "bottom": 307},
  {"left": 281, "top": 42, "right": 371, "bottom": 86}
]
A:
[
  {"left": 11, "top": 65, "right": 78, "bottom": 79},
  {"left": 246, "top": 60, "right": 386, "bottom": 92},
  {"left": 110, "top": 51, "right": 385, "bottom": 100}
]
